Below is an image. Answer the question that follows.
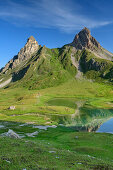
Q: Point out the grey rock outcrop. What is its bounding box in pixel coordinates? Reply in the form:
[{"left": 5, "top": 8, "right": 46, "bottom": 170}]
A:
[
  {"left": 80, "top": 51, "right": 107, "bottom": 73},
  {"left": 2, "top": 129, "right": 20, "bottom": 139},
  {"left": 2, "top": 36, "right": 39, "bottom": 73},
  {"left": 84, "top": 58, "right": 106, "bottom": 71},
  {"left": 71, "top": 27, "right": 100, "bottom": 50}
]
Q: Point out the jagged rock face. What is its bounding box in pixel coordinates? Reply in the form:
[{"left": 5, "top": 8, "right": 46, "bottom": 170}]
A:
[
  {"left": 83, "top": 58, "right": 106, "bottom": 71},
  {"left": 71, "top": 27, "right": 100, "bottom": 50},
  {"left": 2, "top": 36, "right": 39, "bottom": 73},
  {"left": 18, "top": 36, "right": 38, "bottom": 62}
]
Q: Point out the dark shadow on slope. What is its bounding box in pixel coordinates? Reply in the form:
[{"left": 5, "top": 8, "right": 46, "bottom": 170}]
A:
[{"left": 12, "top": 65, "right": 30, "bottom": 82}]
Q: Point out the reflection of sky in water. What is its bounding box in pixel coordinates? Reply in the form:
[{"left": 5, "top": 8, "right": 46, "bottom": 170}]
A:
[{"left": 97, "top": 118, "right": 113, "bottom": 134}]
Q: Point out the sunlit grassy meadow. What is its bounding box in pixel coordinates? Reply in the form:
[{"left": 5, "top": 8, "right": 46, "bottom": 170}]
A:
[{"left": 0, "top": 78, "right": 113, "bottom": 169}]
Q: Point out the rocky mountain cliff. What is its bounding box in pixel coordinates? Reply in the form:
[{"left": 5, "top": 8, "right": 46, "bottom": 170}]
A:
[
  {"left": 71, "top": 27, "right": 101, "bottom": 50},
  {"left": 0, "top": 27, "right": 113, "bottom": 89},
  {"left": 2, "top": 36, "right": 39, "bottom": 73},
  {"left": 70, "top": 27, "right": 113, "bottom": 61}
]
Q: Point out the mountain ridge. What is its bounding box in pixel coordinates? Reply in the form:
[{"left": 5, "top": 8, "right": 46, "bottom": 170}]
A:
[{"left": 0, "top": 27, "right": 113, "bottom": 89}]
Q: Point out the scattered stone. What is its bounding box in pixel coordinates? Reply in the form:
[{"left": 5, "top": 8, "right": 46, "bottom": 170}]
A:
[
  {"left": 78, "top": 163, "right": 82, "bottom": 165},
  {"left": 56, "top": 156, "right": 59, "bottom": 159},
  {"left": 59, "top": 124, "right": 64, "bottom": 126},
  {"left": 0, "top": 125, "right": 4, "bottom": 128},
  {"left": 87, "top": 155, "right": 95, "bottom": 159},
  {"left": 33, "top": 125, "right": 47, "bottom": 130},
  {"left": 6, "top": 160, "right": 11, "bottom": 163},
  {"left": 8, "top": 106, "right": 15, "bottom": 110},
  {"left": 19, "top": 123, "right": 27, "bottom": 127},
  {"left": 49, "top": 151, "right": 56, "bottom": 153},
  {"left": 27, "top": 122, "right": 35, "bottom": 124},
  {"left": 92, "top": 156, "right": 95, "bottom": 159},
  {"left": 51, "top": 125, "right": 57, "bottom": 128},
  {"left": 1, "top": 129, "right": 20, "bottom": 139},
  {"left": 33, "top": 125, "right": 57, "bottom": 130},
  {"left": 26, "top": 131, "right": 38, "bottom": 137},
  {"left": 75, "top": 136, "right": 78, "bottom": 139},
  {"left": 17, "top": 134, "right": 25, "bottom": 138}
]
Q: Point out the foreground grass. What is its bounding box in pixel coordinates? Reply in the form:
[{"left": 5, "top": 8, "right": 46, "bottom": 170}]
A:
[{"left": 0, "top": 127, "right": 113, "bottom": 169}]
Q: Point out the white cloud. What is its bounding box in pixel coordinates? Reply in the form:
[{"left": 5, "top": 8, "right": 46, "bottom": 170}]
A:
[{"left": 0, "top": 0, "right": 111, "bottom": 33}]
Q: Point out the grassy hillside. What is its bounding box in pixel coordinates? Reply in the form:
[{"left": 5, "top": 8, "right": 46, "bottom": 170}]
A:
[
  {"left": 1, "top": 128, "right": 113, "bottom": 169},
  {"left": 0, "top": 46, "right": 77, "bottom": 90}
]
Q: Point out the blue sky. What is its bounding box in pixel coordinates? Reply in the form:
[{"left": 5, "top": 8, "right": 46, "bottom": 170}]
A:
[{"left": 0, "top": 0, "right": 113, "bottom": 68}]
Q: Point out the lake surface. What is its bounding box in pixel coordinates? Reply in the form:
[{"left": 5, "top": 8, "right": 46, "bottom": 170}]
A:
[
  {"left": 47, "top": 98, "right": 113, "bottom": 129},
  {"left": 97, "top": 118, "right": 113, "bottom": 134}
]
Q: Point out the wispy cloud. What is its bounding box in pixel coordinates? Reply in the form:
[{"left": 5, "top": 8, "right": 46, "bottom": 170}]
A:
[{"left": 0, "top": 0, "right": 111, "bottom": 33}]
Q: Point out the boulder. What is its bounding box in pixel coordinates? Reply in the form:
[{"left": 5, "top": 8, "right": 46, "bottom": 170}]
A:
[
  {"left": 8, "top": 106, "right": 15, "bottom": 110},
  {"left": 4, "top": 129, "right": 20, "bottom": 139}
]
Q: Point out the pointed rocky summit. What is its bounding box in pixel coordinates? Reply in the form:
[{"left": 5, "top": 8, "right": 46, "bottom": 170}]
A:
[
  {"left": 17, "top": 36, "right": 39, "bottom": 62},
  {"left": 2, "top": 36, "right": 39, "bottom": 73},
  {"left": 71, "top": 27, "right": 100, "bottom": 50}
]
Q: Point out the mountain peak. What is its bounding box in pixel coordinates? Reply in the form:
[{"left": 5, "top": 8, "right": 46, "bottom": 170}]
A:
[
  {"left": 18, "top": 36, "right": 39, "bottom": 61},
  {"left": 71, "top": 27, "right": 100, "bottom": 50},
  {"left": 81, "top": 27, "right": 90, "bottom": 35},
  {"left": 2, "top": 36, "right": 39, "bottom": 73},
  {"left": 27, "top": 36, "right": 37, "bottom": 43}
]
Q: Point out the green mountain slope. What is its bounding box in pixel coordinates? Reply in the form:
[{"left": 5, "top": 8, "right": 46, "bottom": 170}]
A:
[{"left": 13, "top": 46, "right": 77, "bottom": 89}]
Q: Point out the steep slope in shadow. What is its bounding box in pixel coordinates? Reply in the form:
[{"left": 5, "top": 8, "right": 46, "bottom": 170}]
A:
[{"left": 12, "top": 65, "right": 30, "bottom": 82}]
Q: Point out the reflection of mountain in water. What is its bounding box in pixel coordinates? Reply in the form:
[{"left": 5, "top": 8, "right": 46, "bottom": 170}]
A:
[{"left": 51, "top": 106, "right": 113, "bottom": 132}]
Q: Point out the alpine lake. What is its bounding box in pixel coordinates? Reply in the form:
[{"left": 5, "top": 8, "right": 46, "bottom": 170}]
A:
[{"left": 0, "top": 97, "right": 113, "bottom": 138}]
